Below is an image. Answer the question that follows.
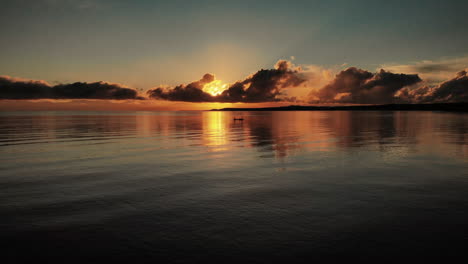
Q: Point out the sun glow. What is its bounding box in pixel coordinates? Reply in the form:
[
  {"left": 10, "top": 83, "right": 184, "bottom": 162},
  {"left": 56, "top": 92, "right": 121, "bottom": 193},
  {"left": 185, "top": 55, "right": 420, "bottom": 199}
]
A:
[{"left": 203, "top": 80, "right": 228, "bottom": 96}]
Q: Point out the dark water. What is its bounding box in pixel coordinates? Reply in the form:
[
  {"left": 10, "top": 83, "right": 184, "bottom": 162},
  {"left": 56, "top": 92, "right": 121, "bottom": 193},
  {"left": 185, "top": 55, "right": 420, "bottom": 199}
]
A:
[{"left": 1, "top": 111, "right": 467, "bottom": 262}]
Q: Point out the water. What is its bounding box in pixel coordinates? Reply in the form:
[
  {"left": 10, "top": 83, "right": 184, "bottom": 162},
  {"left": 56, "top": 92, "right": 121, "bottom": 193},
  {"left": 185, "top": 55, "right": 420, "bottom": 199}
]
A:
[{"left": 1, "top": 111, "right": 467, "bottom": 262}]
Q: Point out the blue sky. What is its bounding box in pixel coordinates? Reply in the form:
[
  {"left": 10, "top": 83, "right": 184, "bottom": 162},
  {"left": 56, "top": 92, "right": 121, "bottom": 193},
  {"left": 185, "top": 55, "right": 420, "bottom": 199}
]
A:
[{"left": 1, "top": 0, "right": 467, "bottom": 90}]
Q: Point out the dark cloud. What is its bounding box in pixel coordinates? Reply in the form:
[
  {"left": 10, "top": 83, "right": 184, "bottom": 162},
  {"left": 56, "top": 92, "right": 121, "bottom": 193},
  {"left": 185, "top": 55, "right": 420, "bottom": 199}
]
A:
[
  {"left": 413, "top": 64, "right": 459, "bottom": 73},
  {"left": 388, "top": 59, "right": 468, "bottom": 75},
  {"left": 309, "top": 67, "right": 422, "bottom": 104},
  {"left": 0, "top": 76, "right": 50, "bottom": 99},
  {"left": 147, "top": 74, "right": 215, "bottom": 102},
  {"left": 0, "top": 76, "right": 142, "bottom": 100},
  {"left": 3, "top": 63, "right": 465, "bottom": 104},
  {"left": 400, "top": 70, "right": 468, "bottom": 103},
  {"left": 147, "top": 60, "right": 306, "bottom": 103}
]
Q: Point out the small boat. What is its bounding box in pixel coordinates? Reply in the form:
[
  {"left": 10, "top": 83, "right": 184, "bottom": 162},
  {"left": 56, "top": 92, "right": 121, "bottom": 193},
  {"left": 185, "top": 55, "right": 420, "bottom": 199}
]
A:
[{"left": 233, "top": 118, "right": 244, "bottom": 121}]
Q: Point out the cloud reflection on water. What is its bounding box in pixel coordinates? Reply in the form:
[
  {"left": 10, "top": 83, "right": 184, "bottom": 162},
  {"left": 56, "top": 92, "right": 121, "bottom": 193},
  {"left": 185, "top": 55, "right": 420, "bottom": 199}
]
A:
[{"left": 0, "top": 111, "right": 466, "bottom": 160}]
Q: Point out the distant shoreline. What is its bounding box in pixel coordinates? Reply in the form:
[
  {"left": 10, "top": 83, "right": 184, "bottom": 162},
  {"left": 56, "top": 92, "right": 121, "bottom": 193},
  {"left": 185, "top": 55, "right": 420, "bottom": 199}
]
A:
[{"left": 211, "top": 103, "right": 468, "bottom": 112}]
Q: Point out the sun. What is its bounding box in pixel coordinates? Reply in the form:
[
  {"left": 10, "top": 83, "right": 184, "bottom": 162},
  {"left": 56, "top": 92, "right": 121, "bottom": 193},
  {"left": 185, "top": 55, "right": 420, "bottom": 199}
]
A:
[{"left": 203, "top": 80, "right": 228, "bottom": 96}]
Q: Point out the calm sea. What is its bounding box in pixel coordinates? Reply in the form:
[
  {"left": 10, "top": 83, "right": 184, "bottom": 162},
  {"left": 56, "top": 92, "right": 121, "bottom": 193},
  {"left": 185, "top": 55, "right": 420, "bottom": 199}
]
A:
[{"left": 1, "top": 111, "right": 467, "bottom": 262}]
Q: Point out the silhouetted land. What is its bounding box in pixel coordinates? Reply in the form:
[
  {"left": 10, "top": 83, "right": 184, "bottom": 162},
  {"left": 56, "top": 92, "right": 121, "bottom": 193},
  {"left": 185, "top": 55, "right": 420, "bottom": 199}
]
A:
[{"left": 211, "top": 103, "right": 468, "bottom": 112}]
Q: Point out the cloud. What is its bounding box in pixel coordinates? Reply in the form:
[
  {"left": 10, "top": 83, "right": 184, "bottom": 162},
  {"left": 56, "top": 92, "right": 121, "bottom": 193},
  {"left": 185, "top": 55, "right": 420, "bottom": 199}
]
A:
[
  {"left": 0, "top": 76, "right": 143, "bottom": 100},
  {"left": 275, "top": 64, "right": 335, "bottom": 102},
  {"left": 2, "top": 57, "right": 465, "bottom": 105},
  {"left": 380, "top": 56, "right": 468, "bottom": 103},
  {"left": 399, "top": 70, "right": 468, "bottom": 103},
  {"left": 147, "top": 60, "right": 306, "bottom": 103},
  {"left": 146, "top": 73, "right": 215, "bottom": 102},
  {"left": 382, "top": 55, "right": 468, "bottom": 85},
  {"left": 309, "top": 67, "right": 422, "bottom": 104}
]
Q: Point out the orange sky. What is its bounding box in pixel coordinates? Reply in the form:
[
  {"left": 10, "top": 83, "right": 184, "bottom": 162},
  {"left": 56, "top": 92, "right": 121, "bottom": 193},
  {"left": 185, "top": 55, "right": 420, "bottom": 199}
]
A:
[{"left": 0, "top": 99, "right": 301, "bottom": 111}]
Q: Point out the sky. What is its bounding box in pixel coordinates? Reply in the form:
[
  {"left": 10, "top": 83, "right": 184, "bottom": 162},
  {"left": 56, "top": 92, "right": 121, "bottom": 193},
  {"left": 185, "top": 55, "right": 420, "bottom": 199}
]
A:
[{"left": 0, "top": 0, "right": 467, "bottom": 110}]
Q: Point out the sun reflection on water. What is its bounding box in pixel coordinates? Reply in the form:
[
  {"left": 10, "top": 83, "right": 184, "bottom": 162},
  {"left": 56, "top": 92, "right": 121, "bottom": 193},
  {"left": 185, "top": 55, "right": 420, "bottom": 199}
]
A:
[{"left": 203, "top": 111, "right": 228, "bottom": 150}]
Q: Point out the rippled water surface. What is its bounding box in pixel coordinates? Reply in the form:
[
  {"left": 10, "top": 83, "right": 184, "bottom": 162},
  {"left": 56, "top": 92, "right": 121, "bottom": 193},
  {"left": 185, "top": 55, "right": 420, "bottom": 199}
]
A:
[{"left": 1, "top": 111, "right": 467, "bottom": 262}]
